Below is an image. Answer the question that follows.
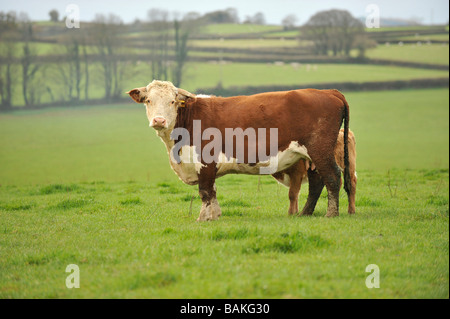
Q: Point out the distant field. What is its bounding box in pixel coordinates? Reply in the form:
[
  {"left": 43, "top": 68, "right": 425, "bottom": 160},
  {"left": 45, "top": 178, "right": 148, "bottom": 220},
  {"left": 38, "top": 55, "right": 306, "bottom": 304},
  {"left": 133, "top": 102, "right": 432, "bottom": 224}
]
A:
[
  {"left": 183, "top": 63, "right": 449, "bottom": 91},
  {"left": 7, "top": 61, "right": 447, "bottom": 107},
  {"left": 365, "top": 26, "right": 448, "bottom": 32},
  {"left": 190, "top": 38, "right": 299, "bottom": 48},
  {"left": 365, "top": 43, "right": 449, "bottom": 65},
  {"left": 397, "top": 34, "right": 449, "bottom": 42},
  {"left": 0, "top": 88, "right": 448, "bottom": 186},
  {"left": 200, "top": 23, "right": 281, "bottom": 35}
]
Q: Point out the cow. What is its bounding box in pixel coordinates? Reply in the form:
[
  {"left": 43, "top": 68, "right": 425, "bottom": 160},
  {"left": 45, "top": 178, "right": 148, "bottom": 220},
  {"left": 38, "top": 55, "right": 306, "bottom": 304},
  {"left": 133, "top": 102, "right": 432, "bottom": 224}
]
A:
[
  {"left": 272, "top": 128, "right": 357, "bottom": 215},
  {"left": 127, "top": 80, "right": 352, "bottom": 221}
]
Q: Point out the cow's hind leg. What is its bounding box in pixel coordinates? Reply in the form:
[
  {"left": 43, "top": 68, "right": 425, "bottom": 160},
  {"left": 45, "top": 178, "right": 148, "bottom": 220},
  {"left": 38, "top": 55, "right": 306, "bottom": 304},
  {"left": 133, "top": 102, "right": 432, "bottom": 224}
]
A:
[
  {"left": 197, "top": 164, "right": 221, "bottom": 221},
  {"left": 319, "top": 158, "right": 341, "bottom": 218},
  {"left": 300, "top": 168, "right": 324, "bottom": 216}
]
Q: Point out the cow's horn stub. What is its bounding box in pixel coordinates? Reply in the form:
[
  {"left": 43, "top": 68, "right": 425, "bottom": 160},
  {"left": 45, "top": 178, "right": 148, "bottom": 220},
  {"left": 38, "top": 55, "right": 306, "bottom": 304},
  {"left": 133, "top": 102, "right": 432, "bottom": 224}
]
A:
[{"left": 177, "top": 88, "right": 196, "bottom": 99}]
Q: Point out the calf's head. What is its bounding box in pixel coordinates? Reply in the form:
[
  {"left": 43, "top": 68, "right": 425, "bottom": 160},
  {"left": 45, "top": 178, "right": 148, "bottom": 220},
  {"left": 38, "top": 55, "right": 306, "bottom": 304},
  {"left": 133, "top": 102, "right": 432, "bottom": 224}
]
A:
[{"left": 127, "top": 80, "right": 195, "bottom": 131}]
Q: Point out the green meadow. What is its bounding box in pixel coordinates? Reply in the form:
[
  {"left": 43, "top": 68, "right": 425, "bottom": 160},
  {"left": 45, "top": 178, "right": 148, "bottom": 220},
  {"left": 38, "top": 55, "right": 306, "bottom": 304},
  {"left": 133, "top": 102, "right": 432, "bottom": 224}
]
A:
[
  {"left": 9, "top": 61, "right": 447, "bottom": 107},
  {"left": 0, "top": 88, "right": 448, "bottom": 298},
  {"left": 365, "top": 43, "right": 449, "bottom": 65}
]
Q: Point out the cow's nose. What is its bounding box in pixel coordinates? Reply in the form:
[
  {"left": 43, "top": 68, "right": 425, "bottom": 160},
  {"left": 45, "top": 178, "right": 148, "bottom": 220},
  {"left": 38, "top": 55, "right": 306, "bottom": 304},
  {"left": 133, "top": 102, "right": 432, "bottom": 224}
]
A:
[{"left": 152, "top": 117, "right": 167, "bottom": 129}]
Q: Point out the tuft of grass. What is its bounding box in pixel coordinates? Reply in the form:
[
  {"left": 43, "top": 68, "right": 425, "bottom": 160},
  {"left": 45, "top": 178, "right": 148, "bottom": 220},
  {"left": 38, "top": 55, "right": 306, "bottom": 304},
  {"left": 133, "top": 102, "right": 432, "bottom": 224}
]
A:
[
  {"left": 54, "top": 198, "right": 93, "bottom": 210},
  {"left": 427, "top": 195, "right": 449, "bottom": 206},
  {"left": 0, "top": 202, "right": 34, "bottom": 211},
  {"left": 222, "top": 199, "right": 251, "bottom": 207},
  {"left": 210, "top": 227, "right": 255, "bottom": 241},
  {"left": 39, "top": 184, "right": 82, "bottom": 195},
  {"left": 179, "top": 194, "right": 198, "bottom": 202},
  {"left": 159, "top": 183, "right": 180, "bottom": 194},
  {"left": 128, "top": 272, "right": 178, "bottom": 290},
  {"left": 119, "top": 197, "right": 142, "bottom": 206},
  {"left": 223, "top": 209, "right": 245, "bottom": 217},
  {"left": 244, "top": 232, "right": 330, "bottom": 254},
  {"left": 356, "top": 196, "right": 383, "bottom": 207}
]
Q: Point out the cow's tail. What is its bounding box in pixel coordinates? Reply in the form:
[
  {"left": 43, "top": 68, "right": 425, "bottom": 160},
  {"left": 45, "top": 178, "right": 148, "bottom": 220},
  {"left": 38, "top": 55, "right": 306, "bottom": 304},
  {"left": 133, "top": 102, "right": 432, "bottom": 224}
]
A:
[{"left": 341, "top": 95, "right": 352, "bottom": 198}]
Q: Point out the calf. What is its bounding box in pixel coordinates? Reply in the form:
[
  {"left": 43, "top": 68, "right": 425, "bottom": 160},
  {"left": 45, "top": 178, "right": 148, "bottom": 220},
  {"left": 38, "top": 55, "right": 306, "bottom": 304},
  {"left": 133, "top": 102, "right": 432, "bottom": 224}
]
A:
[
  {"left": 127, "top": 80, "right": 352, "bottom": 221},
  {"left": 273, "top": 129, "right": 357, "bottom": 215}
]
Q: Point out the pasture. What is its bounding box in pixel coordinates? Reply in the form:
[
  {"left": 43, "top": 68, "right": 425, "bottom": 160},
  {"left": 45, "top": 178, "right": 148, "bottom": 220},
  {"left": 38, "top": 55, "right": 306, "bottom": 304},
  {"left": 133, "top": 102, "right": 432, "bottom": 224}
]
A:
[
  {"left": 0, "top": 88, "right": 448, "bottom": 298},
  {"left": 7, "top": 61, "right": 448, "bottom": 107}
]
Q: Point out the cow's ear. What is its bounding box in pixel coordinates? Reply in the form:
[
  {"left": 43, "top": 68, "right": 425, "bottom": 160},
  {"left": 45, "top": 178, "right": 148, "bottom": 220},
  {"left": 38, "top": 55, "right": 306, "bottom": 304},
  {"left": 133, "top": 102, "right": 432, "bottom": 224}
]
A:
[
  {"left": 176, "top": 88, "right": 196, "bottom": 107},
  {"left": 126, "top": 87, "right": 147, "bottom": 103}
]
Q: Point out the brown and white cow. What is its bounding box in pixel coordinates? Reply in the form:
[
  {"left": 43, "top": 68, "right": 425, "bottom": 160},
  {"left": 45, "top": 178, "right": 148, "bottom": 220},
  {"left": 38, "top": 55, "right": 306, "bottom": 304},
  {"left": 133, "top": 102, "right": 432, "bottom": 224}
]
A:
[
  {"left": 273, "top": 128, "right": 357, "bottom": 215},
  {"left": 127, "top": 80, "right": 352, "bottom": 221}
]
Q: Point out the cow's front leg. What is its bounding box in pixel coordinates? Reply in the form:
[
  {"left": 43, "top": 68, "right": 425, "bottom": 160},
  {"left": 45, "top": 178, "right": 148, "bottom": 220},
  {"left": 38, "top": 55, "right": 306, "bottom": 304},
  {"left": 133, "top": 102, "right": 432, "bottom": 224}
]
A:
[{"left": 197, "top": 164, "right": 221, "bottom": 221}]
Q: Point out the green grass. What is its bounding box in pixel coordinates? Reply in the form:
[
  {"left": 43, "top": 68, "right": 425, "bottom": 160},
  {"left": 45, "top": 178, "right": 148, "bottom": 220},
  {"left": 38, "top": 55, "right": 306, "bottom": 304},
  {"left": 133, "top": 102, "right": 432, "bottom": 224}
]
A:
[
  {"left": 190, "top": 38, "right": 300, "bottom": 48},
  {"left": 200, "top": 24, "right": 282, "bottom": 35},
  {"left": 9, "top": 60, "right": 446, "bottom": 108},
  {"left": 184, "top": 63, "right": 448, "bottom": 91},
  {"left": 397, "top": 34, "right": 449, "bottom": 42},
  {"left": 0, "top": 88, "right": 448, "bottom": 298},
  {"left": 365, "top": 43, "right": 449, "bottom": 65},
  {"left": 0, "top": 169, "right": 447, "bottom": 298}
]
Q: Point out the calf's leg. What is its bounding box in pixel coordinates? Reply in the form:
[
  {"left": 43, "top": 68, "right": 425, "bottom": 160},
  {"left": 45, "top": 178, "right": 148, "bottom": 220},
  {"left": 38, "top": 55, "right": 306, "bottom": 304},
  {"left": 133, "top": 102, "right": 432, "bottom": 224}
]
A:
[
  {"left": 286, "top": 162, "right": 306, "bottom": 215},
  {"left": 348, "top": 172, "right": 357, "bottom": 214}
]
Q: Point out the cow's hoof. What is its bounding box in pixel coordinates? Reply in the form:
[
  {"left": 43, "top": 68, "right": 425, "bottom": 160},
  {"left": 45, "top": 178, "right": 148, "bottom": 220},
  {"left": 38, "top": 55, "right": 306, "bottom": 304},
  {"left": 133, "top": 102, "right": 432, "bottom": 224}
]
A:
[
  {"left": 325, "top": 212, "right": 339, "bottom": 218},
  {"left": 197, "top": 200, "right": 222, "bottom": 221}
]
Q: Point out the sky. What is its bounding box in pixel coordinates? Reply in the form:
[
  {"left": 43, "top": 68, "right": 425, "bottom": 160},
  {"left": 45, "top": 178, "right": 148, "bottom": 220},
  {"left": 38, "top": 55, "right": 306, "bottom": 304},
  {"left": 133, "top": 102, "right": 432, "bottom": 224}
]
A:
[{"left": 0, "top": 0, "right": 448, "bottom": 25}]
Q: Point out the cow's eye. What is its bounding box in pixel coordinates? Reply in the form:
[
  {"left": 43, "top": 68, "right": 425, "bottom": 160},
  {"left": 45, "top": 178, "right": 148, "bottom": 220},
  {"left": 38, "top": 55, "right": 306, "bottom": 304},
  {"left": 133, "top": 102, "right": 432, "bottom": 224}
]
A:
[
  {"left": 171, "top": 100, "right": 175, "bottom": 105},
  {"left": 146, "top": 99, "right": 151, "bottom": 104}
]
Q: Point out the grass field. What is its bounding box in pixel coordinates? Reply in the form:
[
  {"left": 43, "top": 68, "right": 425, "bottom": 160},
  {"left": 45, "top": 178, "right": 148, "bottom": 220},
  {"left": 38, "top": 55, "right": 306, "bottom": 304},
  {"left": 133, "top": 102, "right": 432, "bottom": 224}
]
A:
[
  {"left": 365, "top": 43, "right": 449, "bottom": 65},
  {"left": 184, "top": 63, "right": 449, "bottom": 91},
  {"left": 200, "top": 23, "right": 281, "bottom": 35},
  {"left": 0, "top": 169, "right": 448, "bottom": 298},
  {"left": 8, "top": 61, "right": 447, "bottom": 107},
  {"left": 0, "top": 88, "right": 448, "bottom": 298},
  {"left": 190, "top": 38, "right": 300, "bottom": 48}
]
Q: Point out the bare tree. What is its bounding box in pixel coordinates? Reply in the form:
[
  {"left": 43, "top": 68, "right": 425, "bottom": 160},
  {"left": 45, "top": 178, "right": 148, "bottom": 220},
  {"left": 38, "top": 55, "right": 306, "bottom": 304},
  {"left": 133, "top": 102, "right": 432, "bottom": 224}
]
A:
[
  {"left": 301, "top": 9, "right": 366, "bottom": 57},
  {"left": 0, "top": 40, "right": 17, "bottom": 109},
  {"left": 18, "top": 14, "right": 43, "bottom": 106},
  {"left": 148, "top": 9, "right": 170, "bottom": 81},
  {"left": 172, "top": 19, "right": 189, "bottom": 87},
  {"left": 91, "top": 14, "right": 125, "bottom": 100},
  {"left": 51, "top": 34, "right": 82, "bottom": 103},
  {"left": 0, "top": 11, "right": 19, "bottom": 110}
]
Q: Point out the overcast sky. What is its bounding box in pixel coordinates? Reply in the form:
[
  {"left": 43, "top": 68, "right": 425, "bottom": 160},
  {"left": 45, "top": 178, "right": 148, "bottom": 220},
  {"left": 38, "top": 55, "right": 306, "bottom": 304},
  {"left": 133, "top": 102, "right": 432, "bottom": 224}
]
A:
[{"left": 0, "top": 0, "right": 448, "bottom": 25}]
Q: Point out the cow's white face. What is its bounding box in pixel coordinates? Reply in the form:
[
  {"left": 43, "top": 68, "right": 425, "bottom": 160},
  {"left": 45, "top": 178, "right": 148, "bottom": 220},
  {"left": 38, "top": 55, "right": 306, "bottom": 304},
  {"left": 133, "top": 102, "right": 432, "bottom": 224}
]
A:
[{"left": 127, "top": 80, "right": 195, "bottom": 132}]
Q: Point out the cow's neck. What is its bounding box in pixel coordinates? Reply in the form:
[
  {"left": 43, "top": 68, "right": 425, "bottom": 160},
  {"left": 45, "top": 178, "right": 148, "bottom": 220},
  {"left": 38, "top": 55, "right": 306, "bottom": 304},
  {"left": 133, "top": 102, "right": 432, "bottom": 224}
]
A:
[
  {"left": 156, "top": 102, "right": 201, "bottom": 154},
  {"left": 157, "top": 129, "right": 175, "bottom": 153}
]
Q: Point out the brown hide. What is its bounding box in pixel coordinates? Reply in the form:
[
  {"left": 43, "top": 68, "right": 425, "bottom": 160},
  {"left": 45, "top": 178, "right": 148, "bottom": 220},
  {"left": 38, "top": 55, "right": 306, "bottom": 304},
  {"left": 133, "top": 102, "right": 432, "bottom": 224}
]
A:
[{"left": 176, "top": 89, "right": 347, "bottom": 164}]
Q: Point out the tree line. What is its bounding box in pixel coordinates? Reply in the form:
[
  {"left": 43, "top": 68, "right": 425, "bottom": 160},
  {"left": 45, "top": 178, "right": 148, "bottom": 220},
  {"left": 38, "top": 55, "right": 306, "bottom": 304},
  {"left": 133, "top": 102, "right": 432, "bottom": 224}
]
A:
[
  {"left": 0, "top": 8, "right": 376, "bottom": 110},
  {"left": 0, "top": 9, "right": 197, "bottom": 110}
]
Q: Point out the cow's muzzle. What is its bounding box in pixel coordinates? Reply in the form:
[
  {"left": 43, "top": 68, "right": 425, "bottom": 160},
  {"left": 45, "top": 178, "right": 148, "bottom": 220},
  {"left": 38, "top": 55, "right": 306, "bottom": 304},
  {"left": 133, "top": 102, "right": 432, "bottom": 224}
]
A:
[{"left": 150, "top": 117, "right": 167, "bottom": 130}]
